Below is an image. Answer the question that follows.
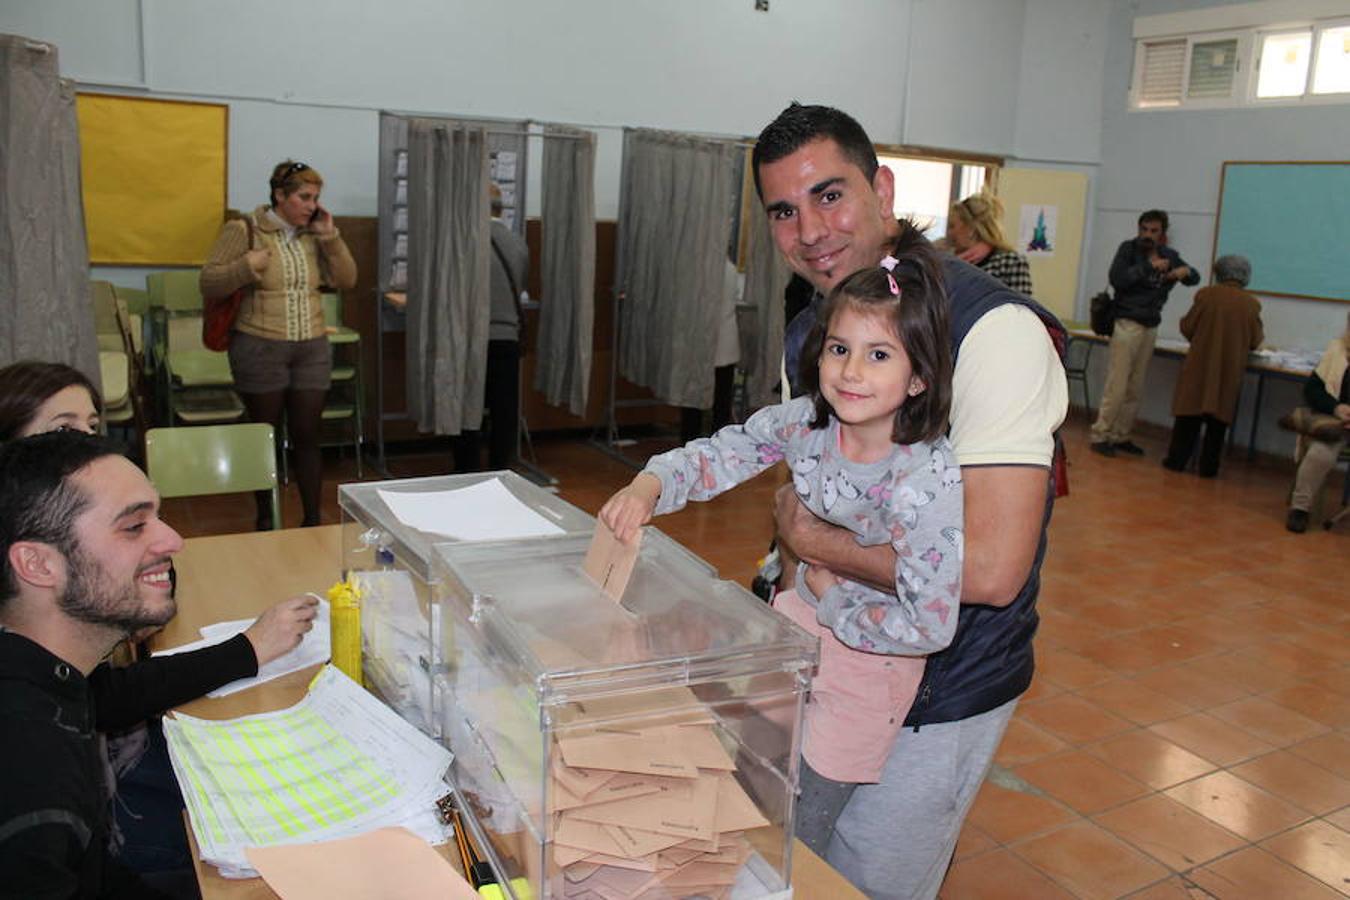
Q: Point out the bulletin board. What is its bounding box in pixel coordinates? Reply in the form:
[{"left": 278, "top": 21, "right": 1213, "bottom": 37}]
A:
[
  {"left": 1213, "top": 162, "right": 1350, "bottom": 303},
  {"left": 75, "top": 94, "right": 228, "bottom": 265},
  {"left": 996, "top": 167, "right": 1088, "bottom": 322}
]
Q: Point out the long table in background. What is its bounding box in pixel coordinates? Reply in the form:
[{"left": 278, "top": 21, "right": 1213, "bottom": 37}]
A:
[
  {"left": 1065, "top": 324, "right": 1315, "bottom": 459},
  {"left": 153, "top": 525, "right": 864, "bottom": 900}
]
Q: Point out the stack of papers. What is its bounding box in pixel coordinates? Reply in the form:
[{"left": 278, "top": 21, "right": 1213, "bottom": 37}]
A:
[
  {"left": 165, "top": 665, "right": 453, "bottom": 878},
  {"left": 377, "top": 477, "right": 566, "bottom": 541},
  {"left": 548, "top": 697, "right": 770, "bottom": 900},
  {"left": 154, "top": 599, "right": 332, "bottom": 698}
]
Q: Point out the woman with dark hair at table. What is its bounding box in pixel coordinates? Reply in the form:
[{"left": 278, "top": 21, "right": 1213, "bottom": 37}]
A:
[
  {"left": 200, "top": 160, "right": 357, "bottom": 528},
  {"left": 1162, "top": 254, "right": 1263, "bottom": 478},
  {"left": 0, "top": 359, "right": 101, "bottom": 441}
]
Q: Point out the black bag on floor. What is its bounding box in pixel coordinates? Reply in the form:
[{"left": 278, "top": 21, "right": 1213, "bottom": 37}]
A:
[{"left": 1090, "top": 289, "right": 1115, "bottom": 337}]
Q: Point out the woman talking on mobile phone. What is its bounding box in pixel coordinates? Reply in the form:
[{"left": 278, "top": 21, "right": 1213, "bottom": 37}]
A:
[{"left": 200, "top": 160, "right": 357, "bottom": 529}]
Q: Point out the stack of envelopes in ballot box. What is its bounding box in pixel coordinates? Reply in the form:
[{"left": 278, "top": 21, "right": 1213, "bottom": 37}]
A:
[
  {"left": 431, "top": 531, "right": 818, "bottom": 900},
  {"left": 338, "top": 473, "right": 593, "bottom": 735}
]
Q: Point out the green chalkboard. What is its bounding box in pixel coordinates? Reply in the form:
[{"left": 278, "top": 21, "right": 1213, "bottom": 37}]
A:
[{"left": 1213, "top": 161, "right": 1350, "bottom": 304}]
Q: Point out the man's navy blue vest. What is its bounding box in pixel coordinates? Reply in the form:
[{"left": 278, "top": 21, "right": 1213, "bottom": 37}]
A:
[{"left": 783, "top": 244, "right": 1065, "bottom": 727}]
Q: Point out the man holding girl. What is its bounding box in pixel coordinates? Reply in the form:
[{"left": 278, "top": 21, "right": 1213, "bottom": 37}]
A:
[{"left": 608, "top": 104, "right": 1067, "bottom": 900}]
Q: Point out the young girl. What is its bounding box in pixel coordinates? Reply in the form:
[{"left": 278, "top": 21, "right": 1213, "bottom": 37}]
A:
[{"left": 600, "top": 232, "right": 963, "bottom": 854}]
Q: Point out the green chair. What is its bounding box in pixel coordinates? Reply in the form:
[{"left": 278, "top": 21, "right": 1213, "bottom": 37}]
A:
[
  {"left": 146, "top": 270, "right": 206, "bottom": 422},
  {"left": 164, "top": 317, "right": 243, "bottom": 425},
  {"left": 145, "top": 423, "right": 281, "bottom": 529},
  {"left": 321, "top": 291, "right": 364, "bottom": 476}
]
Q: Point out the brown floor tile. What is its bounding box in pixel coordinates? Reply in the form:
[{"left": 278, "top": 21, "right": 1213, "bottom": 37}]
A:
[
  {"left": 1232, "top": 642, "right": 1346, "bottom": 683},
  {"left": 1177, "top": 652, "right": 1301, "bottom": 696},
  {"left": 1015, "top": 751, "right": 1151, "bottom": 815},
  {"left": 964, "top": 781, "right": 1077, "bottom": 844},
  {"left": 1260, "top": 820, "right": 1350, "bottom": 894},
  {"left": 1326, "top": 807, "right": 1350, "bottom": 832},
  {"left": 1094, "top": 793, "right": 1246, "bottom": 871},
  {"left": 1262, "top": 682, "right": 1350, "bottom": 730},
  {"left": 1289, "top": 733, "right": 1350, "bottom": 780},
  {"left": 1148, "top": 712, "right": 1276, "bottom": 766},
  {"left": 1131, "top": 665, "right": 1248, "bottom": 710},
  {"left": 1124, "top": 876, "right": 1218, "bottom": 898},
  {"left": 951, "top": 823, "right": 998, "bottom": 863},
  {"left": 1036, "top": 649, "right": 1117, "bottom": 691},
  {"left": 1071, "top": 598, "right": 1162, "bottom": 631},
  {"left": 1020, "top": 674, "right": 1067, "bottom": 703},
  {"left": 1188, "top": 846, "right": 1345, "bottom": 900},
  {"left": 940, "top": 847, "right": 1077, "bottom": 899},
  {"left": 1020, "top": 693, "right": 1135, "bottom": 745},
  {"left": 996, "top": 718, "right": 1069, "bottom": 766},
  {"left": 1086, "top": 730, "right": 1218, "bottom": 790},
  {"left": 1171, "top": 611, "right": 1279, "bottom": 649},
  {"left": 1208, "top": 696, "right": 1331, "bottom": 748},
  {"left": 1075, "top": 678, "right": 1193, "bottom": 725},
  {"left": 1232, "top": 750, "right": 1350, "bottom": 815},
  {"left": 1076, "top": 633, "right": 1184, "bottom": 674},
  {"left": 1165, "top": 770, "right": 1312, "bottom": 841},
  {"left": 1013, "top": 821, "right": 1170, "bottom": 899}
]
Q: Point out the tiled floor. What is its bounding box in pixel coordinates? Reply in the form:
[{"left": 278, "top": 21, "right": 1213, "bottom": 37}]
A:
[{"left": 160, "top": 415, "right": 1350, "bottom": 899}]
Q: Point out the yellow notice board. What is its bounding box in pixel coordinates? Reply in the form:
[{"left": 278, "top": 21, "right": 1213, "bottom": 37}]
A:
[
  {"left": 996, "top": 167, "right": 1087, "bottom": 322},
  {"left": 76, "top": 94, "right": 228, "bottom": 265}
]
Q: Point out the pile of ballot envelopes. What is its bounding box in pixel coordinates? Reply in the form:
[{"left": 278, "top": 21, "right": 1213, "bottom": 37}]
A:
[{"left": 548, "top": 701, "right": 772, "bottom": 900}]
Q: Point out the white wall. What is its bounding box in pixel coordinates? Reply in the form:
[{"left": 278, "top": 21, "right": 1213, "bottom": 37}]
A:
[
  {"left": 1085, "top": 0, "right": 1350, "bottom": 455},
  {"left": 3, "top": 0, "right": 1115, "bottom": 288}
]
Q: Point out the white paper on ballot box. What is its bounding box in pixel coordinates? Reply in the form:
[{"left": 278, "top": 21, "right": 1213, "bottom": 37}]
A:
[{"left": 376, "top": 477, "right": 565, "bottom": 541}]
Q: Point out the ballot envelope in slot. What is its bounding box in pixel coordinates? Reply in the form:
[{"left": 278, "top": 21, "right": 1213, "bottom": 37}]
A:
[
  {"left": 337, "top": 472, "right": 592, "bottom": 735},
  {"left": 431, "top": 530, "right": 818, "bottom": 900}
]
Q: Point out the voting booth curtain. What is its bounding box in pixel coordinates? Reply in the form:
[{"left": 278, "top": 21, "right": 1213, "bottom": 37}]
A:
[
  {"left": 616, "top": 130, "right": 739, "bottom": 409},
  {"left": 535, "top": 126, "right": 597, "bottom": 418},
  {"left": 0, "top": 35, "right": 99, "bottom": 386},
  {"left": 405, "top": 119, "right": 491, "bottom": 436},
  {"left": 741, "top": 193, "right": 791, "bottom": 408}
]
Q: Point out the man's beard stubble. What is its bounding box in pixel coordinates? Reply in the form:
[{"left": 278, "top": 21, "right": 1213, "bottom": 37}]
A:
[{"left": 58, "top": 546, "right": 176, "bottom": 634}]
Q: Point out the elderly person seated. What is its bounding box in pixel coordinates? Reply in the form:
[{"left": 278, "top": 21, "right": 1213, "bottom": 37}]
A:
[
  {"left": 1286, "top": 310, "right": 1350, "bottom": 533},
  {"left": 1161, "top": 254, "right": 1263, "bottom": 478}
]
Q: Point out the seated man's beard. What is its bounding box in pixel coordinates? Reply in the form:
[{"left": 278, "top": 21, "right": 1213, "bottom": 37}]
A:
[{"left": 58, "top": 546, "right": 176, "bottom": 633}]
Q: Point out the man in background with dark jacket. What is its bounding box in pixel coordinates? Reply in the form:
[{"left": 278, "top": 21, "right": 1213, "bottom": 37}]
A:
[{"left": 1090, "top": 209, "right": 1199, "bottom": 457}]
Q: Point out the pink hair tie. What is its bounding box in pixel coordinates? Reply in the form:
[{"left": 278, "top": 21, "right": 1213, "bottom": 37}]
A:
[{"left": 880, "top": 255, "right": 901, "bottom": 296}]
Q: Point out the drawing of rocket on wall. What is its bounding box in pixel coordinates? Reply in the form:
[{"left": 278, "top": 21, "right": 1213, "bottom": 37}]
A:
[{"left": 1026, "top": 208, "right": 1052, "bottom": 253}]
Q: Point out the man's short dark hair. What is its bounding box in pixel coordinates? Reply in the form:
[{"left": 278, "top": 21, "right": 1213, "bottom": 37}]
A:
[
  {"left": 752, "top": 103, "right": 879, "bottom": 199},
  {"left": 0, "top": 432, "right": 121, "bottom": 604},
  {"left": 1138, "top": 209, "right": 1169, "bottom": 231}
]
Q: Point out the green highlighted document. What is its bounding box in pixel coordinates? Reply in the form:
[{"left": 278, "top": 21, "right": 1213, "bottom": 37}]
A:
[{"left": 165, "top": 665, "right": 453, "bottom": 878}]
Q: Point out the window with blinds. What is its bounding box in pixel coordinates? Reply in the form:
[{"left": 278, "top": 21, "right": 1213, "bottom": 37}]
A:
[
  {"left": 1131, "top": 15, "right": 1350, "bottom": 109},
  {"left": 1137, "top": 39, "right": 1186, "bottom": 106},
  {"left": 1188, "top": 38, "right": 1240, "bottom": 98}
]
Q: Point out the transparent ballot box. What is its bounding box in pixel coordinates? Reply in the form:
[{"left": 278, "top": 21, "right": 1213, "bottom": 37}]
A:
[
  {"left": 431, "top": 531, "right": 818, "bottom": 900},
  {"left": 337, "top": 472, "right": 592, "bottom": 734}
]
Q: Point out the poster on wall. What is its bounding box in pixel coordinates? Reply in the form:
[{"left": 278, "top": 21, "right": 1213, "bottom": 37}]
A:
[{"left": 1019, "top": 204, "right": 1057, "bottom": 257}]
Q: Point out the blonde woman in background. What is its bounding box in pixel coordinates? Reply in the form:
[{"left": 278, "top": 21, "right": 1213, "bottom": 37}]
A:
[
  {"left": 946, "top": 192, "right": 1035, "bottom": 298},
  {"left": 1286, "top": 310, "right": 1350, "bottom": 533},
  {"left": 200, "top": 160, "right": 357, "bottom": 528}
]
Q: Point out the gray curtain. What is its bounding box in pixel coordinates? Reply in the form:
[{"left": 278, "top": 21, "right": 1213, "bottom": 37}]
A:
[
  {"left": 740, "top": 192, "right": 791, "bottom": 408},
  {"left": 534, "top": 126, "right": 596, "bottom": 417},
  {"left": 0, "top": 34, "right": 99, "bottom": 389},
  {"left": 405, "top": 119, "right": 490, "bottom": 435},
  {"left": 616, "top": 130, "right": 738, "bottom": 409}
]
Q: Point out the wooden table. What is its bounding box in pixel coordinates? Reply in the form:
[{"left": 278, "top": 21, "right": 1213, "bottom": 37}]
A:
[
  {"left": 1066, "top": 325, "right": 1313, "bottom": 459},
  {"left": 156, "top": 525, "right": 864, "bottom": 899}
]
